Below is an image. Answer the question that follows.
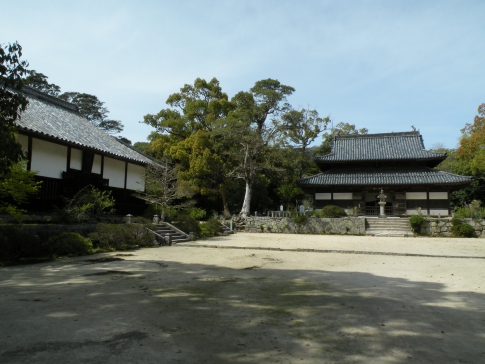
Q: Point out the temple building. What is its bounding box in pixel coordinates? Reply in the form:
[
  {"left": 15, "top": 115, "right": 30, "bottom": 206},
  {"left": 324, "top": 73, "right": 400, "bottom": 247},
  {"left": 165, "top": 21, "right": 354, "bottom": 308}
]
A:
[
  {"left": 14, "top": 86, "right": 154, "bottom": 214},
  {"left": 297, "top": 131, "right": 472, "bottom": 217}
]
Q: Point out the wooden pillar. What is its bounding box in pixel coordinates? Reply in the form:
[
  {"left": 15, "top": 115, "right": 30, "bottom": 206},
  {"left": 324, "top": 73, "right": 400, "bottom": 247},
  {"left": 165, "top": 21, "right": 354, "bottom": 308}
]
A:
[
  {"left": 124, "top": 161, "right": 128, "bottom": 189},
  {"left": 426, "top": 191, "right": 430, "bottom": 216},
  {"left": 66, "top": 146, "right": 71, "bottom": 171},
  {"left": 100, "top": 155, "right": 104, "bottom": 178},
  {"left": 26, "top": 136, "right": 33, "bottom": 171}
]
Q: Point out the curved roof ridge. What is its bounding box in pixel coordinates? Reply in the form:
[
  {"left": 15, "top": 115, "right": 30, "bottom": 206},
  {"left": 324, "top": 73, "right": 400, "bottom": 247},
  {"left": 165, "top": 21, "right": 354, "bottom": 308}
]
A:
[
  {"left": 18, "top": 85, "right": 79, "bottom": 112},
  {"left": 336, "top": 131, "right": 420, "bottom": 139}
]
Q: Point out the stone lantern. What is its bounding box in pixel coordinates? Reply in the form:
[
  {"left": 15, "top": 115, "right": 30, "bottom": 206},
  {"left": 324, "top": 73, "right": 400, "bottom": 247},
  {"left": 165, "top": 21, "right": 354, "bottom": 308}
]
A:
[{"left": 377, "top": 189, "right": 387, "bottom": 218}]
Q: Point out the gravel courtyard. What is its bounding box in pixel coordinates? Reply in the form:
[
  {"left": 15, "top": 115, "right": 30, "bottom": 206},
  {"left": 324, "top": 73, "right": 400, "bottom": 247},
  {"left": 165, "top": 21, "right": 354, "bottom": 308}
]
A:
[{"left": 1, "top": 233, "right": 484, "bottom": 363}]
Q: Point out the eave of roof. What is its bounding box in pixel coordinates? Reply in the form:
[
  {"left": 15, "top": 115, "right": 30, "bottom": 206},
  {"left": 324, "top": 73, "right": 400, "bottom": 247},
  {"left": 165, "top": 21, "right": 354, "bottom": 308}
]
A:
[{"left": 297, "top": 167, "right": 472, "bottom": 187}]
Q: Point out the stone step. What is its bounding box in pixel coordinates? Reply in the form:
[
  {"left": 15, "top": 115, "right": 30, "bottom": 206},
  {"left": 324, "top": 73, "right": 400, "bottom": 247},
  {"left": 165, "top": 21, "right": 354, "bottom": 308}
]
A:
[
  {"left": 366, "top": 230, "right": 414, "bottom": 237},
  {"left": 365, "top": 218, "right": 413, "bottom": 236},
  {"left": 366, "top": 221, "right": 410, "bottom": 227},
  {"left": 152, "top": 224, "right": 190, "bottom": 244},
  {"left": 367, "top": 225, "right": 411, "bottom": 230}
]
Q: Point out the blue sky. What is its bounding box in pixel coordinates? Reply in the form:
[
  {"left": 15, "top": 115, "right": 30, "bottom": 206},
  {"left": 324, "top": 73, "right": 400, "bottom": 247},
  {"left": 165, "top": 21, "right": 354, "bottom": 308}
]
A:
[{"left": 2, "top": 0, "right": 484, "bottom": 149}]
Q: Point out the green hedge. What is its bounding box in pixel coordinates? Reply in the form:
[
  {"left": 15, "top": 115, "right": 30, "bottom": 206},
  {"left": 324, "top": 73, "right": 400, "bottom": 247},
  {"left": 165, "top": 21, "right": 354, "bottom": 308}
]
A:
[
  {"left": 172, "top": 215, "right": 201, "bottom": 237},
  {"left": 0, "top": 227, "right": 44, "bottom": 261},
  {"left": 89, "top": 222, "right": 156, "bottom": 250},
  {"left": 314, "top": 205, "right": 347, "bottom": 218},
  {"left": 409, "top": 215, "right": 426, "bottom": 233},
  {"left": 46, "top": 232, "right": 93, "bottom": 257},
  {"left": 450, "top": 218, "right": 475, "bottom": 237}
]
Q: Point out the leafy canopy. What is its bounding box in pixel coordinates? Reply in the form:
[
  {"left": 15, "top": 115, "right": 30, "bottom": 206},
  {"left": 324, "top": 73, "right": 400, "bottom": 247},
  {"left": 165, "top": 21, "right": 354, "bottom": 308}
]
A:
[
  {"left": 59, "top": 92, "right": 124, "bottom": 135},
  {"left": 457, "top": 103, "right": 485, "bottom": 176},
  {"left": 23, "top": 70, "right": 60, "bottom": 96},
  {"left": 0, "top": 41, "right": 29, "bottom": 175},
  {"left": 143, "top": 77, "right": 234, "bottom": 140}
]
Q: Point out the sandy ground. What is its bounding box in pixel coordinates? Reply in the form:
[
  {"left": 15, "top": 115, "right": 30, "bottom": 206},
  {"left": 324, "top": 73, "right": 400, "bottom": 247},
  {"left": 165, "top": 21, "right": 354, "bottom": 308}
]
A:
[{"left": 1, "top": 233, "right": 484, "bottom": 364}]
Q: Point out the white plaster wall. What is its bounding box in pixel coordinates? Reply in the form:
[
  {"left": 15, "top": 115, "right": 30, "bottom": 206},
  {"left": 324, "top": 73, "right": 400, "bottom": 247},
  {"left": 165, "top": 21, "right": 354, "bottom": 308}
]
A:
[
  {"left": 70, "top": 148, "right": 82, "bottom": 170},
  {"left": 406, "top": 192, "right": 427, "bottom": 199},
  {"left": 430, "top": 209, "right": 449, "bottom": 216},
  {"left": 333, "top": 193, "right": 352, "bottom": 200},
  {"left": 104, "top": 157, "right": 125, "bottom": 188},
  {"left": 92, "top": 154, "right": 102, "bottom": 174},
  {"left": 406, "top": 209, "right": 422, "bottom": 215},
  {"left": 126, "top": 163, "right": 145, "bottom": 191},
  {"left": 429, "top": 192, "right": 448, "bottom": 200},
  {"left": 30, "top": 138, "right": 67, "bottom": 179},
  {"left": 315, "top": 193, "right": 331, "bottom": 200}
]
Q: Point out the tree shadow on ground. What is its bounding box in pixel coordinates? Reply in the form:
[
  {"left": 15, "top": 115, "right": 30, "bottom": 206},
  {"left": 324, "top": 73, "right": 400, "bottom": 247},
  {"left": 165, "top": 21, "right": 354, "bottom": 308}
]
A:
[{"left": 0, "top": 254, "right": 484, "bottom": 363}]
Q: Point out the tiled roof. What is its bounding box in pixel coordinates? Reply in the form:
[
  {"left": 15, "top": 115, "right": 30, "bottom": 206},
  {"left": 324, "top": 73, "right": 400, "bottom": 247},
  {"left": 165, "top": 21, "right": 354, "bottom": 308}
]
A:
[
  {"left": 297, "top": 167, "right": 472, "bottom": 187},
  {"left": 14, "top": 86, "right": 152, "bottom": 165},
  {"left": 315, "top": 132, "right": 446, "bottom": 163}
]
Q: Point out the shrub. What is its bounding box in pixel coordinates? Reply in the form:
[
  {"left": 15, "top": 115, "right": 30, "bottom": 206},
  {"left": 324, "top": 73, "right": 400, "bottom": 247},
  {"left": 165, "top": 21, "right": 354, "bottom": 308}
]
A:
[
  {"left": 132, "top": 216, "right": 152, "bottom": 224},
  {"left": 204, "top": 218, "right": 223, "bottom": 235},
  {"left": 172, "top": 215, "right": 201, "bottom": 237},
  {"left": 450, "top": 217, "right": 475, "bottom": 237},
  {"left": 0, "top": 227, "right": 44, "bottom": 261},
  {"left": 124, "top": 223, "right": 156, "bottom": 247},
  {"left": 46, "top": 232, "right": 93, "bottom": 257},
  {"left": 89, "top": 223, "right": 135, "bottom": 251},
  {"left": 317, "top": 205, "right": 347, "bottom": 218},
  {"left": 199, "top": 224, "right": 211, "bottom": 238},
  {"left": 409, "top": 215, "right": 427, "bottom": 233},
  {"left": 453, "top": 208, "right": 472, "bottom": 219},
  {"left": 189, "top": 208, "right": 207, "bottom": 221},
  {"left": 293, "top": 215, "right": 307, "bottom": 224},
  {"left": 450, "top": 217, "right": 463, "bottom": 226},
  {"left": 54, "top": 186, "right": 115, "bottom": 223},
  {"left": 458, "top": 223, "right": 475, "bottom": 237}
]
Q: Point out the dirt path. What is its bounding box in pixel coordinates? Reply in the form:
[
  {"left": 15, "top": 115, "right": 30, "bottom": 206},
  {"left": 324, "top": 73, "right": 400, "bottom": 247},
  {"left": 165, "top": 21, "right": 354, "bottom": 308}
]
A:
[{"left": 1, "top": 233, "right": 484, "bottom": 363}]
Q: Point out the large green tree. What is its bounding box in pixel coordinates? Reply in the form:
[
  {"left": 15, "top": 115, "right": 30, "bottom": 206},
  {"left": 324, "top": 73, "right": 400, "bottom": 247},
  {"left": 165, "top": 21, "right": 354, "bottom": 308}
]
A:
[
  {"left": 170, "top": 130, "right": 232, "bottom": 215},
  {"left": 0, "top": 41, "right": 29, "bottom": 176},
  {"left": 457, "top": 103, "right": 485, "bottom": 176},
  {"left": 142, "top": 78, "right": 236, "bottom": 214},
  {"left": 58, "top": 92, "right": 124, "bottom": 135},
  {"left": 281, "top": 108, "right": 329, "bottom": 178},
  {"left": 0, "top": 42, "right": 41, "bottom": 220},
  {"left": 143, "top": 77, "right": 234, "bottom": 140},
  {"left": 226, "top": 79, "right": 295, "bottom": 217}
]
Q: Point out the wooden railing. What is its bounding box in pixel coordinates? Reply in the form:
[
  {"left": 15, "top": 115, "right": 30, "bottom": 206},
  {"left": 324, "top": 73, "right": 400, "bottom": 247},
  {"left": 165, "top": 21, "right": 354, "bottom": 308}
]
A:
[{"left": 365, "top": 206, "right": 393, "bottom": 216}]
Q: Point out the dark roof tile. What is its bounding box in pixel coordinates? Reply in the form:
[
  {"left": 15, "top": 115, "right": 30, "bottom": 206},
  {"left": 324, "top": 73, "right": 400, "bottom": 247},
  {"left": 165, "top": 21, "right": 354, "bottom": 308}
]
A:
[
  {"left": 315, "top": 132, "right": 446, "bottom": 163},
  {"left": 14, "top": 86, "right": 152, "bottom": 165}
]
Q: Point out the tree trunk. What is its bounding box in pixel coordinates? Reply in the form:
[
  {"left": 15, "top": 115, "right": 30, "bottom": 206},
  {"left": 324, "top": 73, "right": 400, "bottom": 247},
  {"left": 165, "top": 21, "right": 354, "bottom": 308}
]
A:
[
  {"left": 219, "top": 183, "right": 231, "bottom": 217},
  {"left": 240, "top": 180, "right": 252, "bottom": 217},
  {"left": 161, "top": 204, "right": 166, "bottom": 222}
]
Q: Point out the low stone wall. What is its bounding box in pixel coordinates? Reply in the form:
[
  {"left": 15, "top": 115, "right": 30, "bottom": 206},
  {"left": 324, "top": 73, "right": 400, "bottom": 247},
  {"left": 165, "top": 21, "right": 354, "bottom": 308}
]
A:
[
  {"left": 421, "top": 218, "right": 485, "bottom": 238},
  {"left": 241, "top": 216, "right": 366, "bottom": 235}
]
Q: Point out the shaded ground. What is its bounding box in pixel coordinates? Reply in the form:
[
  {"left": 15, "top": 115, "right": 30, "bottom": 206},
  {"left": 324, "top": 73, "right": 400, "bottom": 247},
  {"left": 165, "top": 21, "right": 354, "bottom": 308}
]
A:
[{"left": 1, "top": 233, "right": 484, "bottom": 363}]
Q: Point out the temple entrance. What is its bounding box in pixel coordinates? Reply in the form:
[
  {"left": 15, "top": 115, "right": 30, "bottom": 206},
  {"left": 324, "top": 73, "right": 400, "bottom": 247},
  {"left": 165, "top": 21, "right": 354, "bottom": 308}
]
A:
[{"left": 364, "top": 192, "right": 392, "bottom": 216}]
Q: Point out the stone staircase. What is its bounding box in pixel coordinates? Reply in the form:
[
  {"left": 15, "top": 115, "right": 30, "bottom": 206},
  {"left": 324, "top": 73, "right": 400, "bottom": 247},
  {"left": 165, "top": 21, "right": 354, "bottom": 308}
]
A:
[
  {"left": 151, "top": 222, "right": 190, "bottom": 244},
  {"left": 365, "top": 218, "right": 414, "bottom": 237}
]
